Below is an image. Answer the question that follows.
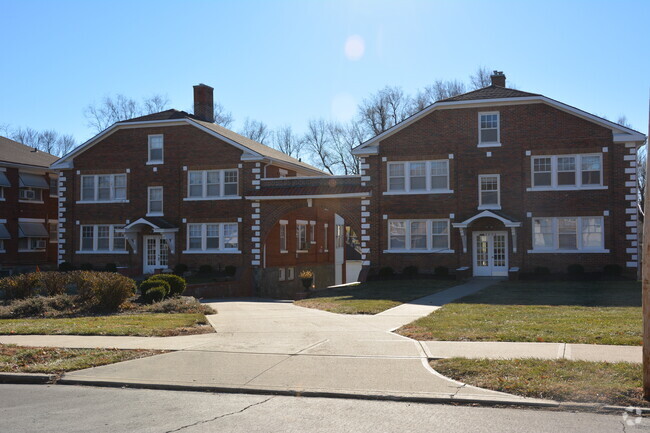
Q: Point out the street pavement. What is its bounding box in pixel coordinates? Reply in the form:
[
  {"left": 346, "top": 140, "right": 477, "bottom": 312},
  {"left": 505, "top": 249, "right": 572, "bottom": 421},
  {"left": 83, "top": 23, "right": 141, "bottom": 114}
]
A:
[{"left": 0, "top": 384, "right": 634, "bottom": 433}]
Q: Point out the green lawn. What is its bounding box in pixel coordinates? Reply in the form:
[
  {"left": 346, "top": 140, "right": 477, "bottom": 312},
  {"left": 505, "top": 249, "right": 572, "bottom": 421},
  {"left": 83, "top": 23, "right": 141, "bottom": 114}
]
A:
[
  {"left": 398, "top": 280, "right": 641, "bottom": 345},
  {"left": 432, "top": 357, "right": 645, "bottom": 407},
  {"left": 0, "top": 313, "right": 213, "bottom": 337},
  {"left": 0, "top": 344, "right": 163, "bottom": 374},
  {"left": 295, "top": 278, "right": 458, "bottom": 314}
]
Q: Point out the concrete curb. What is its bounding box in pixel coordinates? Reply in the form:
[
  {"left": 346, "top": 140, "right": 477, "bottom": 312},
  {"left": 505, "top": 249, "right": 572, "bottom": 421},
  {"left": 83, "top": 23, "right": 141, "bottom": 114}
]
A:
[{"left": 0, "top": 372, "right": 56, "bottom": 384}]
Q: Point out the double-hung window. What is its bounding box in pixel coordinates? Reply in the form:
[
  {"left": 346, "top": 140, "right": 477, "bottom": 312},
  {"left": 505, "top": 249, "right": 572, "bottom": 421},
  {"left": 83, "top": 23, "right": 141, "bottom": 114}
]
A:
[
  {"left": 147, "top": 186, "right": 163, "bottom": 216},
  {"left": 148, "top": 135, "right": 164, "bottom": 164},
  {"left": 531, "top": 216, "right": 605, "bottom": 252},
  {"left": 49, "top": 178, "right": 58, "bottom": 197},
  {"left": 185, "top": 222, "right": 239, "bottom": 252},
  {"left": 187, "top": 169, "right": 238, "bottom": 199},
  {"left": 296, "top": 222, "right": 308, "bottom": 251},
  {"left": 387, "top": 219, "right": 450, "bottom": 252},
  {"left": 531, "top": 154, "right": 603, "bottom": 190},
  {"left": 386, "top": 160, "right": 450, "bottom": 193},
  {"left": 478, "top": 112, "right": 500, "bottom": 146},
  {"left": 79, "top": 225, "right": 126, "bottom": 252},
  {"left": 478, "top": 175, "right": 500, "bottom": 209},
  {"left": 80, "top": 174, "right": 127, "bottom": 202},
  {"left": 279, "top": 221, "right": 288, "bottom": 253}
]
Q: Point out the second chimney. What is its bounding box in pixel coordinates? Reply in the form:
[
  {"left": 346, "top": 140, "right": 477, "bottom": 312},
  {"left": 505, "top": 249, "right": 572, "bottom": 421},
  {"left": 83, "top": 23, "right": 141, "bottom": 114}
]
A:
[
  {"left": 193, "top": 84, "right": 214, "bottom": 123},
  {"left": 490, "top": 71, "right": 506, "bottom": 87}
]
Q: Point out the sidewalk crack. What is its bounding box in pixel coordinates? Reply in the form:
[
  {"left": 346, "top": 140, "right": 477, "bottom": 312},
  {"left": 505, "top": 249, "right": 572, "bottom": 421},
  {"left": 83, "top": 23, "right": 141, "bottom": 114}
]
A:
[
  {"left": 452, "top": 383, "right": 466, "bottom": 397},
  {"left": 164, "top": 396, "right": 274, "bottom": 432}
]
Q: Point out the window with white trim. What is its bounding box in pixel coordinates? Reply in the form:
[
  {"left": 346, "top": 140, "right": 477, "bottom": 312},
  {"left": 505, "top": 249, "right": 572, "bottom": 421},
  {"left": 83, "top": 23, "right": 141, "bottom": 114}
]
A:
[
  {"left": 80, "top": 174, "right": 127, "bottom": 202},
  {"left": 279, "top": 268, "right": 286, "bottom": 281},
  {"left": 147, "top": 186, "right": 163, "bottom": 216},
  {"left": 49, "top": 222, "right": 57, "bottom": 243},
  {"left": 387, "top": 160, "right": 450, "bottom": 193},
  {"left": 187, "top": 169, "right": 238, "bottom": 198},
  {"left": 79, "top": 225, "right": 125, "bottom": 252},
  {"left": 148, "top": 135, "right": 164, "bottom": 163},
  {"left": 478, "top": 175, "right": 500, "bottom": 209},
  {"left": 309, "top": 221, "right": 316, "bottom": 243},
  {"left": 531, "top": 154, "right": 603, "bottom": 189},
  {"left": 186, "top": 223, "right": 239, "bottom": 251},
  {"left": 296, "top": 222, "right": 308, "bottom": 251},
  {"left": 19, "top": 238, "right": 47, "bottom": 251},
  {"left": 479, "top": 112, "right": 500, "bottom": 145},
  {"left": 287, "top": 267, "right": 295, "bottom": 280},
  {"left": 279, "top": 221, "right": 288, "bottom": 253},
  {"left": 19, "top": 187, "right": 42, "bottom": 201},
  {"left": 532, "top": 216, "right": 604, "bottom": 251},
  {"left": 323, "top": 223, "right": 329, "bottom": 252},
  {"left": 49, "top": 178, "right": 58, "bottom": 197},
  {"left": 387, "top": 219, "right": 450, "bottom": 252}
]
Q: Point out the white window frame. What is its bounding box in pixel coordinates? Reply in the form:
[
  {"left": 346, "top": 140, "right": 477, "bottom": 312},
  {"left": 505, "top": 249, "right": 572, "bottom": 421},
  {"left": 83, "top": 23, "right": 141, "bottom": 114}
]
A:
[
  {"left": 478, "top": 111, "right": 501, "bottom": 147},
  {"left": 309, "top": 221, "right": 316, "bottom": 244},
  {"left": 185, "top": 169, "right": 240, "bottom": 200},
  {"left": 529, "top": 216, "right": 607, "bottom": 253},
  {"left": 278, "top": 268, "right": 286, "bottom": 281},
  {"left": 287, "top": 267, "right": 295, "bottom": 280},
  {"left": 323, "top": 223, "right": 329, "bottom": 252},
  {"left": 385, "top": 160, "right": 451, "bottom": 195},
  {"left": 478, "top": 174, "right": 501, "bottom": 210},
  {"left": 49, "top": 177, "right": 58, "bottom": 197},
  {"left": 529, "top": 154, "right": 604, "bottom": 191},
  {"left": 49, "top": 221, "right": 58, "bottom": 243},
  {"left": 147, "top": 134, "right": 164, "bottom": 164},
  {"left": 183, "top": 222, "right": 240, "bottom": 253},
  {"left": 147, "top": 186, "right": 163, "bottom": 216},
  {"left": 18, "top": 237, "right": 47, "bottom": 252},
  {"left": 296, "top": 221, "right": 308, "bottom": 252},
  {"left": 279, "top": 220, "right": 288, "bottom": 253},
  {"left": 19, "top": 187, "right": 42, "bottom": 202},
  {"left": 78, "top": 174, "right": 128, "bottom": 203},
  {"left": 77, "top": 225, "right": 127, "bottom": 253},
  {"left": 385, "top": 219, "right": 452, "bottom": 253}
]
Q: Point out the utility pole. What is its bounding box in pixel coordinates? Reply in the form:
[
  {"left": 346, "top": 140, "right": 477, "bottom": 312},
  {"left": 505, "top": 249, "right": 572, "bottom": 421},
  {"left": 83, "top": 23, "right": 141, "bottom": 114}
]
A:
[{"left": 644, "top": 94, "right": 650, "bottom": 399}]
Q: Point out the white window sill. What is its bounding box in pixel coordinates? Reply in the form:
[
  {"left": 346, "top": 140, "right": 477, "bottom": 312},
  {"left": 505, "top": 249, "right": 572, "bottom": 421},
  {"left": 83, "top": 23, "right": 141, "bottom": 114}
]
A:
[
  {"left": 19, "top": 200, "right": 44, "bottom": 204},
  {"left": 526, "top": 186, "right": 608, "bottom": 192},
  {"left": 146, "top": 212, "right": 164, "bottom": 217},
  {"left": 181, "top": 249, "right": 241, "bottom": 254},
  {"left": 146, "top": 161, "right": 164, "bottom": 165},
  {"left": 183, "top": 196, "right": 242, "bottom": 201},
  {"left": 76, "top": 250, "right": 129, "bottom": 254},
  {"left": 383, "top": 249, "right": 455, "bottom": 254},
  {"left": 383, "top": 189, "right": 454, "bottom": 196},
  {"left": 527, "top": 249, "right": 610, "bottom": 254},
  {"left": 0, "top": 250, "right": 5, "bottom": 253},
  {"left": 296, "top": 250, "right": 308, "bottom": 253},
  {"left": 50, "top": 195, "right": 58, "bottom": 198},
  {"left": 76, "top": 200, "right": 129, "bottom": 204},
  {"left": 0, "top": 198, "right": 5, "bottom": 201},
  {"left": 18, "top": 249, "right": 46, "bottom": 253},
  {"left": 477, "top": 142, "right": 502, "bottom": 148},
  {"left": 49, "top": 240, "right": 57, "bottom": 244},
  {"left": 280, "top": 250, "right": 289, "bottom": 254},
  {"left": 478, "top": 205, "right": 501, "bottom": 210}
]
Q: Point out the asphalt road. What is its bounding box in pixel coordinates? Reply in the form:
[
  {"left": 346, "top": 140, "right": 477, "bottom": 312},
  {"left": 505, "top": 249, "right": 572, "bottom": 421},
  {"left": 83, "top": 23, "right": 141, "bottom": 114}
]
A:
[{"left": 0, "top": 384, "right": 639, "bottom": 433}]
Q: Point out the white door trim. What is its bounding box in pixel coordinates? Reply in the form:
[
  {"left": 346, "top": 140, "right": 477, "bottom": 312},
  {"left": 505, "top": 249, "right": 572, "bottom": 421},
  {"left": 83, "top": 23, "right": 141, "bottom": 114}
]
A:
[
  {"left": 472, "top": 231, "right": 508, "bottom": 277},
  {"left": 143, "top": 235, "right": 168, "bottom": 274}
]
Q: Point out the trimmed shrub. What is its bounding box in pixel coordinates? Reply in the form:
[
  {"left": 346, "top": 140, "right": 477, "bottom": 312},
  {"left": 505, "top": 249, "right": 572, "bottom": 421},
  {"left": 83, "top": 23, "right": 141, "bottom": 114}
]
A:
[
  {"left": 79, "top": 263, "right": 94, "bottom": 271},
  {"left": 92, "top": 273, "right": 136, "bottom": 311},
  {"left": 603, "top": 264, "right": 622, "bottom": 277},
  {"left": 567, "top": 264, "right": 585, "bottom": 276},
  {"left": 224, "top": 265, "right": 236, "bottom": 277},
  {"left": 198, "top": 265, "right": 213, "bottom": 274},
  {"left": 148, "top": 274, "right": 186, "bottom": 297},
  {"left": 67, "top": 270, "right": 100, "bottom": 300},
  {"left": 143, "top": 285, "right": 167, "bottom": 303},
  {"left": 434, "top": 266, "right": 449, "bottom": 276},
  {"left": 0, "top": 273, "right": 40, "bottom": 299},
  {"left": 534, "top": 266, "right": 550, "bottom": 275},
  {"left": 39, "top": 272, "right": 68, "bottom": 296},
  {"left": 142, "top": 297, "right": 216, "bottom": 314},
  {"left": 378, "top": 267, "right": 394, "bottom": 279},
  {"left": 11, "top": 297, "right": 47, "bottom": 317},
  {"left": 402, "top": 266, "right": 419, "bottom": 278},
  {"left": 173, "top": 263, "right": 188, "bottom": 276},
  {"left": 104, "top": 263, "right": 117, "bottom": 272},
  {"left": 139, "top": 279, "right": 170, "bottom": 299},
  {"left": 58, "top": 261, "right": 74, "bottom": 272}
]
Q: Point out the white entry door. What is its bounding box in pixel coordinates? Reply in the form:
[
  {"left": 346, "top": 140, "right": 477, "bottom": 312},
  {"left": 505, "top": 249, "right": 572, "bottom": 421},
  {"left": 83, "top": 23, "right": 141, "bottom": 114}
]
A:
[
  {"left": 472, "top": 231, "right": 508, "bottom": 277},
  {"left": 334, "top": 214, "right": 345, "bottom": 285},
  {"left": 143, "top": 235, "right": 168, "bottom": 274}
]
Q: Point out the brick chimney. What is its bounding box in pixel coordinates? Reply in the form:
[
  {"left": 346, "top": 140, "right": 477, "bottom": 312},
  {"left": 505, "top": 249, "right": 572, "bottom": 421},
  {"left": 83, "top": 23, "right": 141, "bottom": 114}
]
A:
[
  {"left": 193, "top": 84, "right": 214, "bottom": 123},
  {"left": 490, "top": 71, "right": 506, "bottom": 87}
]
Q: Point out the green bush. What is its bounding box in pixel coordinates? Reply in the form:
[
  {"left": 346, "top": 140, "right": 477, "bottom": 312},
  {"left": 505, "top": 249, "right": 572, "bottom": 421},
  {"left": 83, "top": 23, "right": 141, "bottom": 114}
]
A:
[
  {"left": 39, "top": 272, "right": 68, "bottom": 296},
  {"left": 378, "top": 267, "right": 394, "bottom": 279},
  {"left": 92, "top": 273, "right": 136, "bottom": 311},
  {"left": 79, "top": 263, "right": 94, "bottom": 271},
  {"left": 224, "top": 265, "right": 236, "bottom": 277},
  {"left": 567, "top": 264, "right": 585, "bottom": 275},
  {"left": 603, "top": 264, "right": 622, "bottom": 277},
  {"left": 198, "top": 265, "right": 213, "bottom": 274},
  {"left": 173, "top": 263, "right": 188, "bottom": 276},
  {"left": 58, "top": 261, "right": 74, "bottom": 272},
  {"left": 143, "top": 285, "right": 168, "bottom": 303},
  {"left": 104, "top": 263, "right": 118, "bottom": 272},
  {"left": 402, "top": 265, "right": 418, "bottom": 278},
  {"left": 147, "top": 274, "right": 186, "bottom": 297},
  {"left": 139, "top": 279, "right": 170, "bottom": 299},
  {"left": 434, "top": 266, "right": 449, "bottom": 276},
  {"left": 0, "top": 273, "right": 40, "bottom": 299}
]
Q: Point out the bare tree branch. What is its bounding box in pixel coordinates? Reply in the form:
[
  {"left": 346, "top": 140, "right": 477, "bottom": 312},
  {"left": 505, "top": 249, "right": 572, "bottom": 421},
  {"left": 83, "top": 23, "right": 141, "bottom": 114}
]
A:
[
  {"left": 213, "top": 102, "right": 234, "bottom": 128},
  {"left": 303, "top": 119, "right": 335, "bottom": 174},
  {"left": 84, "top": 93, "right": 169, "bottom": 133},
  {"left": 469, "top": 66, "right": 492, "bottom": 89},
  {"left": 358, "top": 85, "right": 412, "bottom": 136},
  {"left": 271, "top": 125, "right": 302, "bottom": 158},
  {"left": 239, "top": 118, "right": 270, "bottom": 144}
]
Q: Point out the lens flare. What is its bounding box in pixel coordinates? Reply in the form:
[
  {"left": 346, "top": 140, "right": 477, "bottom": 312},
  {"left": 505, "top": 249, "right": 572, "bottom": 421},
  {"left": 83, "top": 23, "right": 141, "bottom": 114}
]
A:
[{"left": 344, "top": 35, "right": 365, "bottom": 61}]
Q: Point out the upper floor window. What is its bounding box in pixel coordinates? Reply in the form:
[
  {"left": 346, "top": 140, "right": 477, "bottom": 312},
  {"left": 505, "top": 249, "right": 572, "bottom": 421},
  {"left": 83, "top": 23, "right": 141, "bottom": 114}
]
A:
[
  {"left": 478, "top": 112, "right": 500, "bottom": 146},
  {"left": 279, "top": 221, "right": 288, "bottom": 253},
  {"left": 187, "top": 169, "right": 239, "bottom": 199},
  {"left": 81, "top": 174, "right": 127, "bottom": 202},
  {"left": 186, "top": 222, "right": 239, "bottom": 252},
  {"left": 19, "top": 187, "right": 42, "bottom": 202},
  {"left": 148, "top": 135, "right": 164, "bottom": 164},
  {"left": 296, "top": 221, "right": 308, "bottom": 252},
  {"left": 387, "top": 160, "right": 450, "bottom": 194},
  {"left": 49, "top": 222, "right": 58, "bottom": 243},
  {"left": 80, "top": 224, "right": 125, "bottom": 252},
  {"left": 532, "top": 216, "right": 604, "bottom": 252},
  {"left": 147, "top": 186, "right": 163, "bottom": 216},
  {"left": 530, "top": 154, "right": 603, "bottom": 190},
  {"left": 387, "top": 219, "right": 451, "bottom": 252},
  {"left": 49, "top": 178, "right": 58, "bottom": 197},
  {"left": 18, "top": 173, "right": 48, "bottom": 202},
  {"left": 478, "top": 174, "right": 500, "bottom": 209}
]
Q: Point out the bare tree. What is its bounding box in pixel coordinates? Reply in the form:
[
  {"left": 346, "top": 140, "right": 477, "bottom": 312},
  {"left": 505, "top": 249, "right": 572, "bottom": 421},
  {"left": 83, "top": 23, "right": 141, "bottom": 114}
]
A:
[
  {"left": 469, "top": 66, "right": 492, "bottom": 89},
  {"left": 213, "top": 102, "right": 234, "bottom": 128},
  {"left": 271, "top": 125, "right": 302, "bottom": 158},
  {"left": 638, "top": 143, "right": 647, "bottom": 220},
  {"left": 143, "top": 94, "right": 170, "bottom": 114},
  {"left": 57, "top": 134, "right": 76, "bottom": 156},
  {"left": 617, "top": 115, "right": 633, "bottom": 128},
  {"left": 303, "top": 119, "right": 335, "bottom": 174},
  {"left": 358, "top": 85, "right": 412, "bottom": 136},
  {"left": 239, "top": 118, "right": 271, "bottom": 144},
  {"left": 84, "top": 93, "right": 170, "bottom": 133},
  {"left": 11, "top": 127, "right": 40, "bottom": 148},
  {"left": 328, "top": 121, "right": 363, "bottom": 175},
  {"left": 411, "top": 80, "right": 467, "bottom": 112},
  {"left": 7, "top": 126, "right": 76, "bottom": 156}
]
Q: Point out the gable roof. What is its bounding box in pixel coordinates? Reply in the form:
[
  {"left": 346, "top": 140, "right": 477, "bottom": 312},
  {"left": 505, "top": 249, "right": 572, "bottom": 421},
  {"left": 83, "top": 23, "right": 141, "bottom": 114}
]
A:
[
  {"left": 51, "top": 112, "right": 326, "bottom": 175},
  {"left": 353, "top": 85, "right": 646, "bottom": 154},
  {"left": 0, "top": 135, "right": 59, "bottom": 168}
]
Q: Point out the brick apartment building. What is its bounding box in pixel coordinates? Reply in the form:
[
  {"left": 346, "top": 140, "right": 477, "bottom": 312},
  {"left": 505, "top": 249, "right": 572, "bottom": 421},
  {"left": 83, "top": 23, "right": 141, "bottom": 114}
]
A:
[
  {"left": 52, "top": 75, "right": 646, "bottom": 297},
  {"left": 0, "top": 136, "right": 59, "bottom": 273}
]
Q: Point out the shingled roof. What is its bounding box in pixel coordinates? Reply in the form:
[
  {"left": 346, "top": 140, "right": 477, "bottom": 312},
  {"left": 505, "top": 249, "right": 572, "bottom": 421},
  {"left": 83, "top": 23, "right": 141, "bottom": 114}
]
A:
[
  {"left": 0, "top": 135, "right": 59, "bottom": 168},
  {"left": 438, "top": 85, "right": 540, "bottom": 102},
  {"left": 121, "top": 109, "right": 201, "bottom": 123}
]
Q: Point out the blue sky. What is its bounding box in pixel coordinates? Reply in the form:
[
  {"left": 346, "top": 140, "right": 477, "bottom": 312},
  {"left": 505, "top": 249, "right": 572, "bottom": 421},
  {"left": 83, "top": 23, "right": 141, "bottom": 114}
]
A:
[{"left": 1, "top": 0, "right": 648, "bottom": 144}]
